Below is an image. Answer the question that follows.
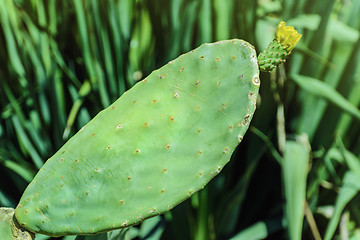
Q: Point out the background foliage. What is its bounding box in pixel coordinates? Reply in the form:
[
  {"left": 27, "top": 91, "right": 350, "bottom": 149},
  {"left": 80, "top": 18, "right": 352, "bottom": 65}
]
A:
[{"left": 1, "top": 0, "right": 360, "bottom": 239}]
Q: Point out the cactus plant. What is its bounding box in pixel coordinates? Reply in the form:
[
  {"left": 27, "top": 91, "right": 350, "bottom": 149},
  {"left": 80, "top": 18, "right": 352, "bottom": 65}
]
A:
[
  {"left": 258, "top": 21, "right": 302, "bottom": 72},
  {"left": 1, "top": 21, "right": 301, "bottom": 239},
  {"left": 15, "top": 39, "right": 260, "bottom": 236}
]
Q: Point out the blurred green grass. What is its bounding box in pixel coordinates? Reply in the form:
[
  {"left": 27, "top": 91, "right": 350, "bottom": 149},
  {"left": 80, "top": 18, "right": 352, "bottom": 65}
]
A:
[{"left": 1, "top": 0, "right": 360, "bottom": 239}]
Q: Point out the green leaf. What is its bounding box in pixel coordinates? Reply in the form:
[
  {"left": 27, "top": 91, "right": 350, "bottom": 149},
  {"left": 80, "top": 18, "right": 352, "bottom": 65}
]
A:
[
  {"left": 138, "top": 216, "right": 164, "bottom": 239},
  {"left": 0, "top": 159, "right": 35, "bottom": 183},
  {"left": 287, "top": 14, "right": 321, "bottom": 31},
  {"left": 290, "top": 74, "right": 360, "bottom": 121},
  {"left": 324, "top": 171, "right": 360, "bottom": 240},
  {"left": 282, "top": 135, "right": 310, "bottom": 240},
  {"left": 328, "top": 19, "right": 359, "bottom": 43},
  {"left": 75, "top": 233, "right": 107, "bottom": 240},
  {"left": 230, "top": 217, "right": 283, "bottom": 240}
]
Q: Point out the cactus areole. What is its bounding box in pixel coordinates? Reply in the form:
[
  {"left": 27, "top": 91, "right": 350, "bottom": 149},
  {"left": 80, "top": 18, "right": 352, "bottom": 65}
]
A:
[{"left": 14, "top": 39, "right": 260, "bottom": 236}]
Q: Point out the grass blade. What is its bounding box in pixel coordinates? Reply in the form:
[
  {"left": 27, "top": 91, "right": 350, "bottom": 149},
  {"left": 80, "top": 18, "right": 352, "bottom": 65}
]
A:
[
  {"left": 282, "top": 135, "right": 310, "bottom": 240},
  {"left": 290, "top": 74, "right": 360, "bottom": 120},
  {"left": 63, "top": 81, "right": 91, "bottom": 139},
  {"left": 138, "top": 216, "right": 164, "bottom": 239},
  {"left": 324, "top": 171, "right": 360, "bottom": 240},
  {"left": 198, "top": 0, "right": 212, "bottom": 44},
  {"left": 0, "top": 0, "right": 25, "bottom": 79},
  {"left": 0, "top": 159, "right": 35, "bottom": 183},
  {"left": 230, "top": 218, "right": 283, "bottom": 240},
  {"left": 214, "top": 0, "right": 233, "bottom": 40},
  {"left": 74, "top": 0, "right": 95, "bottom": 79},
  {"left": 11, "top": 116, "right": 43, "bottom": 169}
]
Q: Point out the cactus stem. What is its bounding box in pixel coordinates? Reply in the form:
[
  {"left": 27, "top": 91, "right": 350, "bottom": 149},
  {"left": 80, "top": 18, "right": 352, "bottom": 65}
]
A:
[{"left": 15, "top": 39, "right": 259, "bottom": 236}]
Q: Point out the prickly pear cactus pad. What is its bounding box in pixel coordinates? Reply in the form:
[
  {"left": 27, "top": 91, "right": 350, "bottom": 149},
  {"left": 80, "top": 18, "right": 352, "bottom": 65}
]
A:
[{"left": 15, "top": 39, "right": 260, "bottom": 236}]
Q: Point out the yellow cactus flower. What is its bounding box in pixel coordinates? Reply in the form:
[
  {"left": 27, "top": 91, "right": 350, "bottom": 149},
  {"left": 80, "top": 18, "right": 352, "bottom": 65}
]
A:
[{"left": 276, "top": 21, "right": 302, "bottom": 52}]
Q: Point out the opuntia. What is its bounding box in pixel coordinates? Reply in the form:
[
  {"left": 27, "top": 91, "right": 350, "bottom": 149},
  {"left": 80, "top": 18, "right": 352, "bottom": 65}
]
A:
[{"left": 15, "top": 39, "right": 260, "bottom": 236}]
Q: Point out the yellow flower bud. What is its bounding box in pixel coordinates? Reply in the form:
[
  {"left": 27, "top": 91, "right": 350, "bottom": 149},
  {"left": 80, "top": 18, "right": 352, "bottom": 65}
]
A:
[{"left": 276, "top": 21, "right": 302, "bottom": 52}]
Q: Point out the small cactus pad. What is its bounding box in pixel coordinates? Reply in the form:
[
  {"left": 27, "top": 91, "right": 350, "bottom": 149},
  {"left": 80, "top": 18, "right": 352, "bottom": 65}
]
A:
[
  {"left": 0, "top": 207, "right": 34, "bottom": 240},
  {"left": 15, "top": 39, "right": 260, "bottom": 236},
  {"left": 258, "top": 40, "right": 289, "bottom": 72}
]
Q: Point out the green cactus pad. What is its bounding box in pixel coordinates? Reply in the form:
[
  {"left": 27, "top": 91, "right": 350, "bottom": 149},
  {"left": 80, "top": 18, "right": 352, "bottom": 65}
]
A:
[
  {"left": 0, "top": 208, "right": 34, "bottom": 240},
  {"left": 258, "top": 40, "right": 289, "bottom": 72},
  {"left": 15, "top": 39, "right": 260, "bottom": 236}
]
